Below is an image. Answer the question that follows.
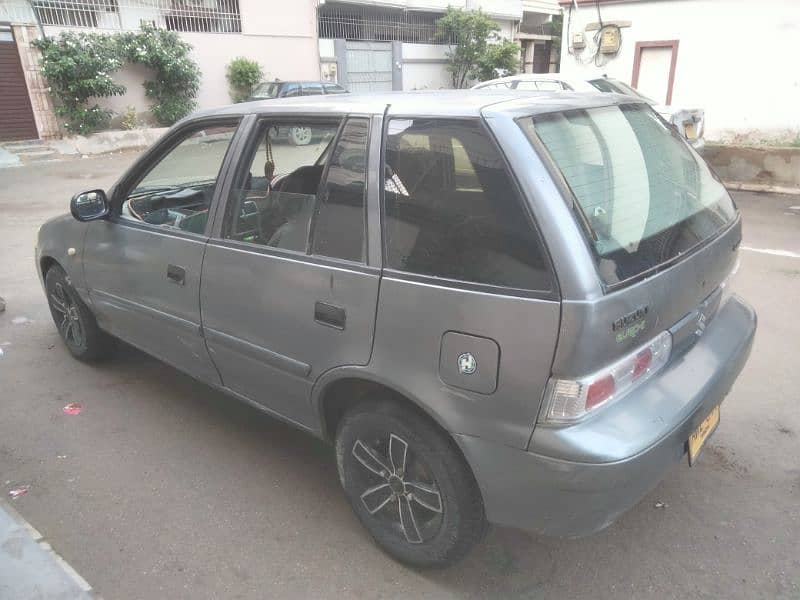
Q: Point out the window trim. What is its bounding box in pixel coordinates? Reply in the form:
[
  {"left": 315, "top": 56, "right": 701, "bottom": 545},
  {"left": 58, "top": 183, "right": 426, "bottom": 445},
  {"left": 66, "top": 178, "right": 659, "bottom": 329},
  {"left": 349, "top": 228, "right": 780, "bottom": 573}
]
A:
[
  {"left": 308, "top": 116, "right": 372, "bottom": 264},
  {"left": 216, "top": 114, "right": 350, "bottom": 260},
  {"left": 109, "top": 115, "right": 244, "bottom": 239},
  {"left": 379, "top": 115, "right": 558, "bottom": 299}
]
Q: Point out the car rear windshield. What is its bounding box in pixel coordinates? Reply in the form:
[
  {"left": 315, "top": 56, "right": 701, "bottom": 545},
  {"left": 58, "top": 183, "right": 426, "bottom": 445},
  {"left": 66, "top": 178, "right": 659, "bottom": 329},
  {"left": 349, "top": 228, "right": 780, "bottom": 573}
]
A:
[{"left": 520, "top": 103, "right": 736, "bottom": 287}]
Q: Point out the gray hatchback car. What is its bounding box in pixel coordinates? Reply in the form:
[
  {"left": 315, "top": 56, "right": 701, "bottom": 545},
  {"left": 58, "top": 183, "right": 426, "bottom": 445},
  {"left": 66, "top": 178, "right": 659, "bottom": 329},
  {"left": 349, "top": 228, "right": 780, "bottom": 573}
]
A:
[{"left": 37, "top": 91, "right": 756, "bottom": 567}]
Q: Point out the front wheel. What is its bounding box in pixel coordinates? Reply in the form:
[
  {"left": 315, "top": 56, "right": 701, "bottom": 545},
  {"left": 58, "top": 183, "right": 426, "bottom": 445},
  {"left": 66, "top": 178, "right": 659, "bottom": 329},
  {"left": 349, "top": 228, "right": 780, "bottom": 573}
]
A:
[
  {"left": 335, "top": 401, "right": 486, "bottom": 568},
  {"left": 288, "top": 126, "right": 312, "bottom": 146},
  {"left": 45, "top": 265, "right": 113, "bottom": 362}
]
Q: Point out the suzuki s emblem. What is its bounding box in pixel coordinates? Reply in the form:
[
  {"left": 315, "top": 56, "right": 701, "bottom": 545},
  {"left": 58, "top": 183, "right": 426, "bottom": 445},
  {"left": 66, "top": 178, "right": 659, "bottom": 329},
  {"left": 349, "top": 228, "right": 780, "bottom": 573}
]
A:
[
  {"left": 457, "top": 353, "right": 477, "bottom": 375},
  {"left": 695, "top": 312, "right": 707, "bottom": 337}
]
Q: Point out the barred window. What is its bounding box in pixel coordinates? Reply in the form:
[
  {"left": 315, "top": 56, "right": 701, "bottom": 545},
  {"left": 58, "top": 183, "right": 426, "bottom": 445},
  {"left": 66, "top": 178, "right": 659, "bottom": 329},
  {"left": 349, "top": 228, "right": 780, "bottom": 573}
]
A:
[
  {"left": 23, "top": 0, "right": 241, "bottom": 33},
  {"left": 318, "top": 3, "right": 454, "bottom": 44}
]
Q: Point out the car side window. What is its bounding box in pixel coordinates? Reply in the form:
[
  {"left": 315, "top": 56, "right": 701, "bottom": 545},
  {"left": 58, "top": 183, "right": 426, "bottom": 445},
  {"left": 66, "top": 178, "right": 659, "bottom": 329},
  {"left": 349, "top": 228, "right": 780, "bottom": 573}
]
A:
[
  {"left": 225, "top": 120, "right": 340, "bottom": 253},
  {"left": 119, "top": 123, "right": 238, "bottom": 233},
  {"left": 383, "top": 118, "right": 552, "bottom": 291},
  {"left": 303, "top": 82, "right": 324, "bottom": 95},
  {"left": 311, "top": 118, "right": 369, "bottom": 262}
]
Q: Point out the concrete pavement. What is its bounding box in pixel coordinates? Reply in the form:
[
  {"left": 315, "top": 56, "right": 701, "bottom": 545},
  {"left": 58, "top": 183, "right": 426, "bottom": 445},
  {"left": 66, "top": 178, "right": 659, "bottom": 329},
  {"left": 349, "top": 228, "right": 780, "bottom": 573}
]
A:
[
  {"left": 0, "top": 499, "right": 94, "bottom": 599},
  {"left": 0, "top": 151, "right": 798, "bottom": 599}
]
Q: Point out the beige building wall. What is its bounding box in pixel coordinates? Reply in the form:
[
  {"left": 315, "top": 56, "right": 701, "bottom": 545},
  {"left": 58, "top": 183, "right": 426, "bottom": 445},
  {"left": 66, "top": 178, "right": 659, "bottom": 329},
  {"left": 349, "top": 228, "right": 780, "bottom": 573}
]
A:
[{"left": 39, "top": 0, "right": 320, "bottom": 118}]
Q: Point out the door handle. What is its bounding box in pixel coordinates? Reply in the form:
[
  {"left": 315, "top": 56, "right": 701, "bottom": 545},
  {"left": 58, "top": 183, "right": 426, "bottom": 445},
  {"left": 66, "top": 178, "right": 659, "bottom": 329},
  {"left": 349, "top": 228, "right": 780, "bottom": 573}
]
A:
[
  {"left": 167, "top": 264, "right": 186, "bottom": 286},
  {"left": 314, "top": 301, "right": 345, "bottom": 329}
]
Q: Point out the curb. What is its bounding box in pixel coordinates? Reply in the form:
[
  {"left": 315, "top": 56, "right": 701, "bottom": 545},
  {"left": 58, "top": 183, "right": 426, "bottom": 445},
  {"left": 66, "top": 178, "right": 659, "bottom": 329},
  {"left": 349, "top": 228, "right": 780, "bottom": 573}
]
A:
[
  {"left": 0, "top": 498, "right": 100, "bottom": 599},
  {"left": 724, "top": 181, "right": 800, "bottom": 196}
]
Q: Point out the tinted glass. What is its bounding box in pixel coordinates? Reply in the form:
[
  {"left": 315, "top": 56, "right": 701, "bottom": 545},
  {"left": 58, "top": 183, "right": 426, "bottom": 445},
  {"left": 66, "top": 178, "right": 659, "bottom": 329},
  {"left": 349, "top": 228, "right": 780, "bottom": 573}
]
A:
[
  {"left": 303, "top": 82, "right": 324, "bottom": 95},
  {"left": 251, "top": 82, "right": 280, "bottom": 99},
  {"left": 226, "top": 121, "right": 339, "bottom": 252},
  {"left": 522, "top": 103, "right": 736, "bottom": 286},
  {"left": 282, "top": 83, "right": 302, "bottom": 97},
  {"left": 323, "top": 83, "right": 348, "bottom": 94},
  {"left": 383, "top": 118, "right": 551, "bottom": 290},
  {"left": 312, "top": 119, "right": 369, "bottom": 262},
  {"left": 121, "top": 124, "right": 237, "bottom": 233}
]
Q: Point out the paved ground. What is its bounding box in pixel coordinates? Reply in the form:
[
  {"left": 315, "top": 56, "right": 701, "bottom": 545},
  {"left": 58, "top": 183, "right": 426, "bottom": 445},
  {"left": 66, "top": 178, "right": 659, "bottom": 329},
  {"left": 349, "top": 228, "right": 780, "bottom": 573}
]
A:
[{"left": 0, "top": 152, "right": 798, "bottom": 599}]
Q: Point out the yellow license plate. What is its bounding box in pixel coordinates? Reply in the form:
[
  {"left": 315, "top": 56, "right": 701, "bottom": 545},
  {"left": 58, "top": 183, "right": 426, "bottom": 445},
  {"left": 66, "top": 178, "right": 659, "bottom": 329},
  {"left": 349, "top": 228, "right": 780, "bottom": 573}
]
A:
[
  {"left": 684, "top": 122, "right": 697, "bottom": 140},
  {"left": 688, "top": 405, "right": 720, "bottom": 465}
]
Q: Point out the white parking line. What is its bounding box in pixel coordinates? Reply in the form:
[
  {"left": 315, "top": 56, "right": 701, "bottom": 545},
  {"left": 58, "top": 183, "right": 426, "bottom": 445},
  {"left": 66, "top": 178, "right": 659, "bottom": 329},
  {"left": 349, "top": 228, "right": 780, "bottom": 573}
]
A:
[{"left": 741, "top": 246, "right": 800, "bottom": 259}]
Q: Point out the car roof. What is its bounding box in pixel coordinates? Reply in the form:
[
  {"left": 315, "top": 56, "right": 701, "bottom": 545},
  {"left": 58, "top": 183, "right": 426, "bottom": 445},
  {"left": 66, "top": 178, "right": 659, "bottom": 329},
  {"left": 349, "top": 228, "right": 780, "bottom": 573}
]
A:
[
  {"left": 190, "top": 90, "right": 640, "bottom": 121},
  {"left": 473, "top": 73, "right": 602, "bottom": 88}
]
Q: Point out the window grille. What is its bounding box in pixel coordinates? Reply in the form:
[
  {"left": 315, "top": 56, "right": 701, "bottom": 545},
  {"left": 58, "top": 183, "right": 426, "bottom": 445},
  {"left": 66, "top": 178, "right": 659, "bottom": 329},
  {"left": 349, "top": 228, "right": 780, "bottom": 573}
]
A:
[
  {"left": 0, "top": 0, "right": 241, "bottom": 33},
  {"left": 318, "top": 3, "right": 455, "bottom": 44}
]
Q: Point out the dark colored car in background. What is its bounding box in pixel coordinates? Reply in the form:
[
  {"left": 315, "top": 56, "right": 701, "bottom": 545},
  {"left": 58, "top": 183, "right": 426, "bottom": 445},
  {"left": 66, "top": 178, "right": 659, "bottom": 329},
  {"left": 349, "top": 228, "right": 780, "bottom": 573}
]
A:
[
  {"left": 247, "top": 81, "right": 349, "bottom": 145},
  {"left": 249, "top": 80, "right": 348, "bottom": 101}
]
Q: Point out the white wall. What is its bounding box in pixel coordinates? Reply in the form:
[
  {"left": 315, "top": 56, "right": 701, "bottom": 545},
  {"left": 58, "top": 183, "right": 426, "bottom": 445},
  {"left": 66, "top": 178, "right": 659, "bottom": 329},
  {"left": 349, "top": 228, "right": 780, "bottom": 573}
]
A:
[
  {"left": 401, "top": 43, "right": 451, "bottom": 89},
  {"left": 41, "top": 0, "right": 320, "bottom": 117},
  {"left": 559, "top": 0, "right": 800, "bottom": 142}
]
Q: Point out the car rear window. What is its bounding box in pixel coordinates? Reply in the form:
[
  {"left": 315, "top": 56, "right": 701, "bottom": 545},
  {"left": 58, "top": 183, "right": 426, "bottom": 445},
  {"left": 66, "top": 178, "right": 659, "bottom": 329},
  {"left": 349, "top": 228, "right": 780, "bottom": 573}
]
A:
[
  {"left": 383, "top": 118, "right": 552, "bottom": 291},
  {"left": 520, "top": 103, "right": 736, "bottom": 287}
]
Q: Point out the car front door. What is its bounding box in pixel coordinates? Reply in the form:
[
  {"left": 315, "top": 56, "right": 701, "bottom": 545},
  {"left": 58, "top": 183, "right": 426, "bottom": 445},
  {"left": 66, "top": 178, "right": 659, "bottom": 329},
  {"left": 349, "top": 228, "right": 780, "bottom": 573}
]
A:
[
  {"left": 82, "top": 118, "right": 242, "bottom": 383},
  {"left": 200, "top": 114, "right": 381, "bottom": 428}
]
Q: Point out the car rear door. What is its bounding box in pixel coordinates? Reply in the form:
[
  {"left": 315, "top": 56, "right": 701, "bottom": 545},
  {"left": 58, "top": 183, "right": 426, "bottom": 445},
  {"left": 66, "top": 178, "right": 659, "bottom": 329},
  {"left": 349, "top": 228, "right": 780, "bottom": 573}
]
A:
[
  {"left": 82, "top": 117, "right": 243, "bottom": 384},
  {"left": 199, "top": 113, "right": 382, "bottom": 429}
]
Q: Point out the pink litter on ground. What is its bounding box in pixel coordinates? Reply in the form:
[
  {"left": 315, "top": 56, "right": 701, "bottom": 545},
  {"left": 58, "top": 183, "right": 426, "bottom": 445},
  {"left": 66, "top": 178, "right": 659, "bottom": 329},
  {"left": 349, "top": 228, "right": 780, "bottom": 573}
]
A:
[
  {"left": 9, "top": 485, "right": 30, "bottom": 499},
  {"left": 62, "top": 403, "right": 82, "bottom": 415}
]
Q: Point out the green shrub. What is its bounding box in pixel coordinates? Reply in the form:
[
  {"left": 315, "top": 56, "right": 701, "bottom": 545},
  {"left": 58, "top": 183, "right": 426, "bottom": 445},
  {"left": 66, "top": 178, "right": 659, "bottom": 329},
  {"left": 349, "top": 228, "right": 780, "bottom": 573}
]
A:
[
  {"left": 33, "top": 32, "right": 124, "bottom": 134},
  {"left": 34, "top": 25, "right": 201, "bottom": 133},
  {"left": 474, "top": 39, "right": 520, "bottom": 82},
  {"left": 436, "top": 7, "right": 519, "bottom": 88},
  {"left": 226, "top": 57, "right": 264, "bottom": 102},
  {"left": 118, "top": 25, "right": 201, "bottom": 125},
  {"left": 121, "top": 105, "right": 137, "bottom": 130}
]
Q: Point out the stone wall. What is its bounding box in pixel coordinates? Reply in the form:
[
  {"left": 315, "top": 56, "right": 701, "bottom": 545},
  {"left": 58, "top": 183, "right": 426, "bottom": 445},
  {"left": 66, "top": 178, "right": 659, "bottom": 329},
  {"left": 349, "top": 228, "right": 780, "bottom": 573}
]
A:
[{"left": 12, "top": 25, "right": 60, "bottom": 139}]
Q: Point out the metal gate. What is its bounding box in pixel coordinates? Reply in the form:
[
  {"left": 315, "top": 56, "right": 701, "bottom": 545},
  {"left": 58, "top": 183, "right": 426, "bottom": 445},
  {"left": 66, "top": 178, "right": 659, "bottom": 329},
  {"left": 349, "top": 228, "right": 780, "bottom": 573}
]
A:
[
  {"left": 345, "top": 41, "right": 393, "bottom": 93},
  {"left": 0, "top": 24, "right": 37, "bottom": 141}
]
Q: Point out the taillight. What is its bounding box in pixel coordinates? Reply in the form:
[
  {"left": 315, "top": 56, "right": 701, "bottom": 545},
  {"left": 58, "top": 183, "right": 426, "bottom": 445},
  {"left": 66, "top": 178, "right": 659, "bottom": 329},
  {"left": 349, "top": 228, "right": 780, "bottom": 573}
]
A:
[{"left": 540, "top": 331, "right": 672, "bottom": 424}]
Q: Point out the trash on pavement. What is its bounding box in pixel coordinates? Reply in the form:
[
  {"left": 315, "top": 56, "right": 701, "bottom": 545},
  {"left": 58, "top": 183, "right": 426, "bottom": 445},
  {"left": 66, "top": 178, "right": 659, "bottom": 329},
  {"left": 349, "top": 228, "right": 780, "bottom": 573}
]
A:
[
  {"left": 11, "top": 316, "right": 32, "bottom": 325},
  {"left": 62, "top": 403, "right": 82, "bottom": 415},
  {"left": 654, "top": 500, "right": 669, "bottom": 509},
  {"left": 9, "top": 485, "right": 30, "bottom": 499}
]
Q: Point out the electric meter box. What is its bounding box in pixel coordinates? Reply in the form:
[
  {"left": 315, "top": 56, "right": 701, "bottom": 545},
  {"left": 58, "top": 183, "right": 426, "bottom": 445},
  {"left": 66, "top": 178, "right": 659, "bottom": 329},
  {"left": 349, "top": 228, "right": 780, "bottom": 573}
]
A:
[
  {"left": 599, "top": 27, "right": 620, "bottom": 54},
  {"left": 571, "top": 32, "right": 586, "bottom": 49}
]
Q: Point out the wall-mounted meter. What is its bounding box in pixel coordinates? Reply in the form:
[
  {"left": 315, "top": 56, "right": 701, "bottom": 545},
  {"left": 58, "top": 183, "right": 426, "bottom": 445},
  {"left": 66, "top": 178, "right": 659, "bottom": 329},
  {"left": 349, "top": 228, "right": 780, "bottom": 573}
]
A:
[
  {"left": 571, "top": 32, "right": 586, "bottom": 50},
  {"left": 599, "top": 27, "right": 621, "bottom": 54}
]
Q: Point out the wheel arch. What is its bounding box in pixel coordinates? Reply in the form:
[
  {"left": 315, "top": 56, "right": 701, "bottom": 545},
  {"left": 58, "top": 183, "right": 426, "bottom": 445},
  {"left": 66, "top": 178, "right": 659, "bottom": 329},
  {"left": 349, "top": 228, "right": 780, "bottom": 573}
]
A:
[{"left": 313, "top": 368, "right": 455, "bottom": 445}]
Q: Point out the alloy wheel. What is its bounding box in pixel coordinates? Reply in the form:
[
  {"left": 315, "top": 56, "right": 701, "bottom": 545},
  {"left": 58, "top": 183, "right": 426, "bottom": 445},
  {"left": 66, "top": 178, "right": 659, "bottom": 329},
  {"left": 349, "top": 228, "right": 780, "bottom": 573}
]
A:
[
  {"left": 49, "top": 282, "right": 85, "bottom": 348},
  {"left": 351, "top": 433, "right": 444, "bottom": 544}
]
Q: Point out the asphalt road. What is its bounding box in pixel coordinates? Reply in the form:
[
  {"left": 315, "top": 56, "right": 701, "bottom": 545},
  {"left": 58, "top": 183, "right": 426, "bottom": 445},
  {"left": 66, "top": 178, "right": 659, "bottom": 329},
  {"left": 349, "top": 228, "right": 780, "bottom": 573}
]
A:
[{"left": 0, "top": 152, "right": 798, "bottom": 599}]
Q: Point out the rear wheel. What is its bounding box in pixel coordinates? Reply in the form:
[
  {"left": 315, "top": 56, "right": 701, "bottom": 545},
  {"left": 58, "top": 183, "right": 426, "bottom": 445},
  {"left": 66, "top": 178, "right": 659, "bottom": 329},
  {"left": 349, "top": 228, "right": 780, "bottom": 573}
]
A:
[
  {"left": 335, "top": 401, "right": 486, "bottom": 567},
  {"left": 45, "top": 265, "right": 113, "bottom": 362}
]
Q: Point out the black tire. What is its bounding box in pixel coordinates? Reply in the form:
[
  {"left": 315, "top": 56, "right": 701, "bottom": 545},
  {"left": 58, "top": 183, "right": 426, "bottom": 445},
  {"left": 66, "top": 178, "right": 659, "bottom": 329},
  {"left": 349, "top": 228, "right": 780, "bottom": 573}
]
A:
[
  {"left": 336, "top": 401, "right": 486, "bottom": 568},
  {"left": 45, "top": 265, "right": 113, "bottom": 362}
]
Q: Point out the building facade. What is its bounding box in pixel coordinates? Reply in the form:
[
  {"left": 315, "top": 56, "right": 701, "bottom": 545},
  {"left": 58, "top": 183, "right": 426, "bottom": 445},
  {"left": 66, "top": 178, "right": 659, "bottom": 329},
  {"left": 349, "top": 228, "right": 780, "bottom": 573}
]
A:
[
  {"left": 558, "top": 0, "right": 800, "bottom": 143},
  {"left": 0, "top": 0, "right": 560, "bottom": 141},
  {"left": 317, "top": 0, "right": 561, "bottom": 92}
]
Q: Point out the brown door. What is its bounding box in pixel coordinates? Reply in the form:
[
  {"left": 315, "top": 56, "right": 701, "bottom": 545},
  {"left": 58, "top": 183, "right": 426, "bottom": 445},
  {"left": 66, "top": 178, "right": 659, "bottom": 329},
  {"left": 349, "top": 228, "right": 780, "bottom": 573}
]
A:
[{"left": 0, "top": 25, "right": 38, "bottom": 142}]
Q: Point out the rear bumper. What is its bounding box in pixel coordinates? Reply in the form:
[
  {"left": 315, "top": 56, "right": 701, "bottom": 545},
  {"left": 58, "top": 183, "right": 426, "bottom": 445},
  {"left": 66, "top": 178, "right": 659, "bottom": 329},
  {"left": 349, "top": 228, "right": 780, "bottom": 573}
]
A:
[{"left": 455, "top": 295, "right": 756, "bottom": 536}]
